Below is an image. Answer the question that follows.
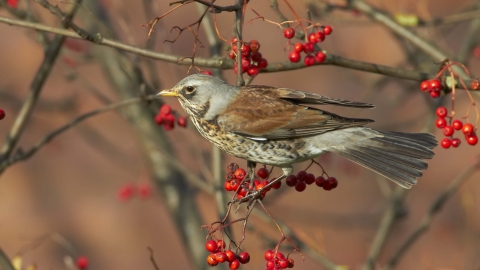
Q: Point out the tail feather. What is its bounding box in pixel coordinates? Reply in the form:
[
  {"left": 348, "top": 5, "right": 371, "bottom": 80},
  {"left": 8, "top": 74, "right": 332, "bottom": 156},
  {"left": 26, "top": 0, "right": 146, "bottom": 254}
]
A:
[{"left": 330, "top": 128, "right": 437, "bottom": 189}]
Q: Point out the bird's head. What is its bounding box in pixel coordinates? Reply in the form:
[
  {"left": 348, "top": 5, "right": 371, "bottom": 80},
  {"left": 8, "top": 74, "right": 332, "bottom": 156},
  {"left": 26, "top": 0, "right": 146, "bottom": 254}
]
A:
[{"left": 158, "top": 74, "right": 238, "bottom": 120}]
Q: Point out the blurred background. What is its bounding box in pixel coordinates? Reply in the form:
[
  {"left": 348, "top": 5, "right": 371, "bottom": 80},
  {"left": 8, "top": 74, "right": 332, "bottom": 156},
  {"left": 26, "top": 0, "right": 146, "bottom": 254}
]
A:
[{"left": 1, "top": 0, "right": 480, "bottom": 269}]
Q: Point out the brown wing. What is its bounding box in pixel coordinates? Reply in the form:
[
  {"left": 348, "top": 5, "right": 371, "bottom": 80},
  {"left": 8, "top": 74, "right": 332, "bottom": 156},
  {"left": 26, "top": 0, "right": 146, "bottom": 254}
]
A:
[
  {"left": 216, "top": 87, "right": 373, "bottom": 140},
  {"left": 241, "top": 85, "right": 375, "bottom": 108}
]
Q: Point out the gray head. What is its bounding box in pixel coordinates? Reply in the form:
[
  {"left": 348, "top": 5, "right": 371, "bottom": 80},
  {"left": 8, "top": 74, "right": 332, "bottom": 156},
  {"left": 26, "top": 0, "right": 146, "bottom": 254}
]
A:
[{"left": 158, "top": 74, "right": 239, "bottom": 120}]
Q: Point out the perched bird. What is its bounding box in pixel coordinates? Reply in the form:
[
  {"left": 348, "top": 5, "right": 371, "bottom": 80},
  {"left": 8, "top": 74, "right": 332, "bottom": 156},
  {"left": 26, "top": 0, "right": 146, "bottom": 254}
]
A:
[{"left": 158, "top": 74, "right": 437, "bottom": 189}]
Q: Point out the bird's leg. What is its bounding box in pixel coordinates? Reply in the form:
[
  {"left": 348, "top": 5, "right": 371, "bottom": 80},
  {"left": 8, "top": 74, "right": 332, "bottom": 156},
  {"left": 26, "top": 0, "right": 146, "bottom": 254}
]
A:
[
  {"left": 246, "top": 160, "right": 256, "bottom": 189},
  {"left": 243, "top": 166, "right": 293, "bottom": 201}
]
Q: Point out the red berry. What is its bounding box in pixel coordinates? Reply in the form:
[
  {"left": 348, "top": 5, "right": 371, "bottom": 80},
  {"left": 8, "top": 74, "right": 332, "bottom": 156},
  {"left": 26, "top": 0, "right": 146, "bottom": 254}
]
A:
[
  {"left": 323, "top": 179, "right": 333, "bottom": 190},
  {"left": 227, "top": 163, "right": 239, "bottom": 174},
  {"left": 278, "top": 258, "right": 289, "bottom": 268},
  {"left": 308, "top": 33, "right": 319, "bottom": 43},
  {"left": 294, "top": 43, "right": 304, "bottom": 53},
  {"left": 160, "top": 104, "right": 171, "bottom": 115},
  {"left": 443, "top": 126, "right": 454, "bottom": 137},
  {"left": 283, "top": 28, "right": 295, "bottom": 39},
  {"left": 271, "top": 180, "right": 282, "bottom": 189},
  {"left": 0, "top": 109, "right": 5, "bottom": 120},
  {"left": 7, "top": 0, "right": 18, "bottom": 8},
  {"left": 241, "top": 44, "right": 251, "bottom": 56},
  {"left": 315, "top": 176, "right": 325, "bottom": 187},
  {"left": 215, "top": 252, "right": 227, "bottom": 263},
  {"left": 295, "top": 181, "right": 306, "bottom": 192},
  {"left": 247, "top": 65, "right": 259, "bottom": 77},
  {"left": 328, "top": 177, "right": 338, "bottom": 189},
  {"left": 154, "top": 114, "right": 164, "bottom": 125},
  {"left": 249, "top": 40, "right": 260, "bottom": 53},
  {"left": 430, "top": 79, "right": 441, "bottom": 91},
  {"left": 163, "top": 114, "right": 175, "bottom": 130},
  {"left": 441, "top": 138, "right": 451, "bottom": 149},
  {"left": 451, "top": 138, "right": 461, "bottom": 147},
  {"left": 288, "top": 51, "right": 301, "bottom": 63},
  {"left": 462, "top": 123, "right": 474, "bottom": 136},
  {"left": 471, "top": 80, "right": 480, "bottom": 90},
  {"left": 303, "top": 42, "right": 314, "bottom": 53},
  {"left": 452, "top": 120, "right": 463, "bottom": 130},
  {"left": 296, "top": 171, "right": 307, "bottom": 181},
  {"left": 229, "top": 259, "right": 240, "bottom": 269},
  {"left": 234, "top": 168, "right": 246, "bottom": 180},
  {"left": 430, "top": 89, "right": 441, "bottom": 98},
  {"left": 228, "top": 50, "right": 236, "bottom": 59},
  {"left": 138, "top": 183, "right": 151, "bottom": 199},
  {"left": 420, "top": 80, "right": 430, "bottom": 92},
  {"left": 467, "top": 134, "right": 478, "bottom": 145},
  {"left": 258, "top": 58, "right": 268, "bottom": 69},
  {"left": 241, "top": 58, "right": 250, "bottom": 71},
  {"left": 266, "top": 260, "right": 275, "bottom": 269},
  {"left": 216, "top": 240, "right": 226, "bottom": 250},
  {"left": 201, "top": 70, "right": 213, "bottom": 75},
  {"left": 230, "top": 179, "right": 240, "bottom": 191},
  {"left": 436, "top": 106, "right": 447, "bottom": 118},
  {"left": 238, "top": 251, "right": 250, "bottom": 264},
  {"left": 305, "top": 173, "right": 315, "bottom": 185},
  {"left": 251, "top": 52, "right": 263, "bottom": 62},
  {"left": 264, "top": 250, "right": 274, "bottom": 261},
  {"left": 304, "top": 55, "right": 315, "bottom": 66},
  {"left": 224, "top": 181, "right": 233, "bottom": 191},
  {"left": 323, "top": 25, "right": 333, "bottom": 35},
  {"left": 225, "top": 250, "right": 236, "bottom": 262},
  {"left": 76, "top": 256, "right": 88, "bottom": 270},
  {"left": 205, "top": 240, "right": 218, "bottom": 252},
  {"left": 314, "top": 51, "right": 326, "bottom": 63},
  {"left": 257, "top": 167, "right": 269, "bottom": 179},
  {"left": 285, "top": 175, "right": 297, "bottom": 187},
  {"left": 315, "top": 31, "right": 325, "bottom": 42},
  {"left": 436, "top": 117, "right": 447, "bottom": 129},
  {"left": 207, "top": 254, "right": 218, "bottom": 266},
  {"left": 288, "top": 258, "right": 295, "bottom": 268},
  {"left": 177, "top": 116, "right": 187, "bottom": 127},
  {"left": 117, "top": 183, "right": 135, "bottom": 202}
]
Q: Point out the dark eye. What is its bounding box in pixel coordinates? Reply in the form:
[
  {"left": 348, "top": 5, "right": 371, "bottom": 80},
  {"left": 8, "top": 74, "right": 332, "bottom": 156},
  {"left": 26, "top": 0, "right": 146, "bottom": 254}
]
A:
[{"left": 185, "top": 86, "right": 196, "bottom": 94}]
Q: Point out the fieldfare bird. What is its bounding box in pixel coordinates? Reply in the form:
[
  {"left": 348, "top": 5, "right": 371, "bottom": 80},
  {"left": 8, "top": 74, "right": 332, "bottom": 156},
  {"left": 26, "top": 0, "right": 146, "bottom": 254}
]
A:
[{"left": 158, "top": 74, "right": 437, "bottom": 189}]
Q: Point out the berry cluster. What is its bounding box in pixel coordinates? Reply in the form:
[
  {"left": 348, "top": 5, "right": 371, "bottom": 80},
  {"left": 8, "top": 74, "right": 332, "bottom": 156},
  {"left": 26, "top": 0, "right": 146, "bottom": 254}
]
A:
[
  {"left": 0, "top": 109, "right": 5, "bottom": 120},
  {"left": 205, "top": 239, "right": 250, "bottom": 269},
  {"left": 154, "top": 104, "right": 187, "bottom": 131},
  {"left": 229, "top": 38, "right": 268, "bottom": 77},
  {"left": 76, "top": 256, "right": 89, "bottom": 270},
  {"left": 420, "top": 79, "right": 442, "bottom": 98},
  {"left": 117, "top": 182, "right": 152, "bottom": 202},
  {"left": 224, "top": 164, "right": 280, "bottom": 199},
  {"left": 435, "top": 106, "right": 477, "bottom": 148},
  {"left": 264, "top": 249, "right": 294, "bottom": 269},
  {"left": 285, "top": 170, "right": 337, "bottom": 192},
  {"left": 283, "top": 26, "right": 332, "bottom": 66}
]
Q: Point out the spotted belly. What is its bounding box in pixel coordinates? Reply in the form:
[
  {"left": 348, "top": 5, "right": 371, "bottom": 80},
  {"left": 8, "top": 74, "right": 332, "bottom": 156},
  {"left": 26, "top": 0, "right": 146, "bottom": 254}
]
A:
[{"left": 191, "top": 118, "right": 323, "bottom": 166}]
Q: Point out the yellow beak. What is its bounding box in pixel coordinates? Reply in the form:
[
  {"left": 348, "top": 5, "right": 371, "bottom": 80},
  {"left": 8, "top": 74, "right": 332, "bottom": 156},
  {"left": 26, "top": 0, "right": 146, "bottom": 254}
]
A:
[{"left": 157, "top": 89, "right": 178, "bottom": 97}]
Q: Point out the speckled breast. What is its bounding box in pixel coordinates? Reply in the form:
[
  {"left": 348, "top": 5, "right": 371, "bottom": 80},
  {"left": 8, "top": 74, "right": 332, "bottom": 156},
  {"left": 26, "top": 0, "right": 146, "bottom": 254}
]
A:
[{"left": 189, "top": 117, "right": 316, "bottom": 166}]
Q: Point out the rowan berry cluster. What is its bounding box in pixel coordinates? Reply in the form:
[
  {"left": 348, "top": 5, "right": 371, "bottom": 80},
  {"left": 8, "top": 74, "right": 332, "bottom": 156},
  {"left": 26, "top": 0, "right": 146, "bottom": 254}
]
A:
[
  {"left": 420, "top": 78, "right": 442, "bottom": 98},
  {"left": 154, "top": 104, "right": 187, "bottom": 130},
  {"left": 229, "top": 38, "right": 268, "bottom": 77},
  {"left": 435, "top": 106, "right": 477, "bottom": 148},
  {"left": 283, "top": 25, "right": 332, "bottom": 66},
  {"left": 117, "top": 182, "right": 152, "bottom": 202},
  {"left": 0, "top": 109, "right": 5, "bottom": 120},
  {"left": 285, "top": 170, "right": 337, "bottom": 192},
  {"left": 224, "top": 164, "right": 280, "bottom": 199},
  {"left": 264, "top": 250, "right": 294, "bottom": 269},
  {"left": 205, "top": 239, "right": 250, "bottom": 269}
]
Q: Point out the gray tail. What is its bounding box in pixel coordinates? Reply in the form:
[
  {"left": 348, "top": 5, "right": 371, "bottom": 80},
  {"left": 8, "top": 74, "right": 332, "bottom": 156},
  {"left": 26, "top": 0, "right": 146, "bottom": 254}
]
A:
[{"left": 331, "top": 129, "right": 437, "bottom": 189}]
